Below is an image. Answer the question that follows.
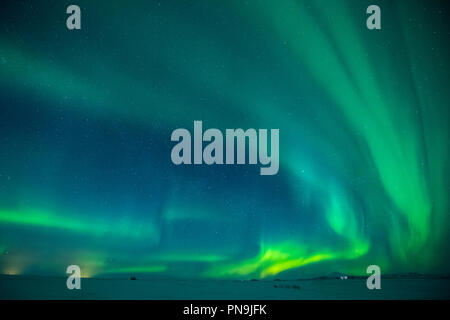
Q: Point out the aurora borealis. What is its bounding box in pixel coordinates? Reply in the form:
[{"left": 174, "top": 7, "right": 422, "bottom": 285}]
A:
[{"left": 0, "top": 0, "right": 449, "bottom": 280}]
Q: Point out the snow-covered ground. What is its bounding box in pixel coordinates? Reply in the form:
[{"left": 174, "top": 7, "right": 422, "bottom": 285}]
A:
[{"left": 1, "top": 275, "right": 449, "bottom": 299}]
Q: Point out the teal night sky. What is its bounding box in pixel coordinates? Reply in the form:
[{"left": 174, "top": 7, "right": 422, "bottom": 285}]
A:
[{"left": 0, "top": 0, "right": 449, "bottom": 279}]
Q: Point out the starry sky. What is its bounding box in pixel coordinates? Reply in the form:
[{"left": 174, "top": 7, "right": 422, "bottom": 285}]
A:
[{"left": 0, "top": 0, "right": 449, "bottom": 279}]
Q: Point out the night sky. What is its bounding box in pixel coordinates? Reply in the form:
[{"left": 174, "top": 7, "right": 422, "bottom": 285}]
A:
[{"left": 0, "top": 0, "right": 449, "bottom": 279}]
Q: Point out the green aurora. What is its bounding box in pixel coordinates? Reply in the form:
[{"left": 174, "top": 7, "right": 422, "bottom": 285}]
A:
[{"left": 0, "top": 0, "right": 449, "bottom": 279}]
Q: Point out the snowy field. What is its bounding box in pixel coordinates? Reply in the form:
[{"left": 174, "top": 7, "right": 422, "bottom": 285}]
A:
[{"left": 1, "top": 275, "right": 449, "bottom": 299}]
